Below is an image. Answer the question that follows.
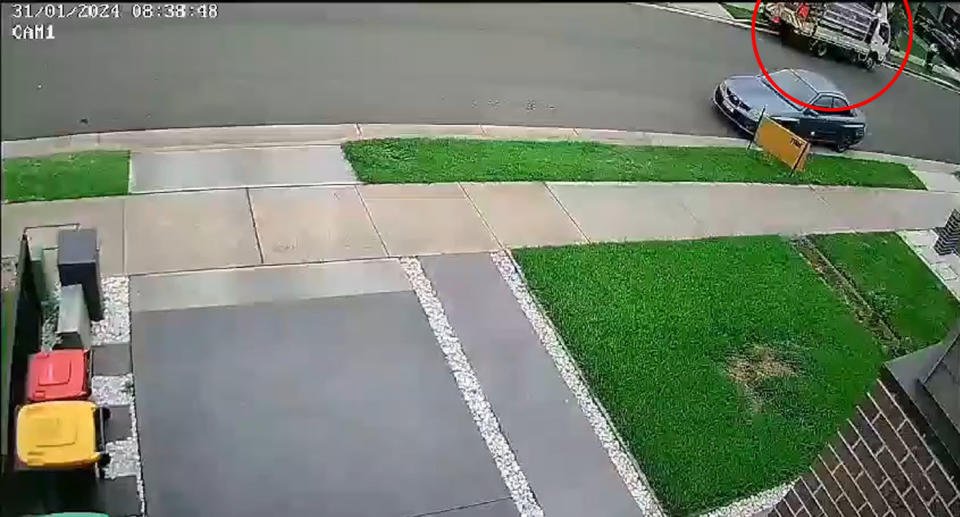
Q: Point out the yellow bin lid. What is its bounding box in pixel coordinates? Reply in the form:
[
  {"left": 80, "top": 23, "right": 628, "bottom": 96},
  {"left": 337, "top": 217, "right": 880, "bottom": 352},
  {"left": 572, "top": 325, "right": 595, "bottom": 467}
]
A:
[{"left": 17, "top": 401, "right": 100, "bottom": 469}]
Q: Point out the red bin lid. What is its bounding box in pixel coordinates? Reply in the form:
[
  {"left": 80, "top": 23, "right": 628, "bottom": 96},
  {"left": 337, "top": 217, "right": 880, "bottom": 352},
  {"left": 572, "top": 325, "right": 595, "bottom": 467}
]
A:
[{"left": 26, "top": 349, "right": 90, "bottom": 402}]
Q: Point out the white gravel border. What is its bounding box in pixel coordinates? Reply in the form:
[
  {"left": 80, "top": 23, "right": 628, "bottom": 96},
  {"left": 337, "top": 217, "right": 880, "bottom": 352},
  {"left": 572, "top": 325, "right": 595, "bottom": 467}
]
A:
[
  {"left": 699, "top": 482, "right": 792, "bottom": 517},
  {"left": 93, "top": 276, "right": 146, "bottom": 515},
  {"left": 490, "top": 250, "right": 666, "bottom": 516},
  {"left": 93, "top": 276, "right": 130, "bottom": 345},
  {"left": 1, "top": 256, "right": 16, "bottom": 291},
  {"left": 127, "top": 397, "right": 146, "bottom": 516},
  {"left": 100, "top": 400, "right": 146, "bottom": 515},
  {"left": 400, "top": 257, "right": 544, "bottom": 517},
  {"left": 104, "top": 436, "right": 141, "bottom": 479},
  {"left": 92, "top": 374, "right": 135, "bottom": 407}
]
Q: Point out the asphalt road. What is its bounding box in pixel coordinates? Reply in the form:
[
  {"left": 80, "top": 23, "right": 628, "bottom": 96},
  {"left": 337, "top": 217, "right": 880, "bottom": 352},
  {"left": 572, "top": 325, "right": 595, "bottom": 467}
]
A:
[{"left": 2, "top": 3, "right": 958, "bottom": 162}]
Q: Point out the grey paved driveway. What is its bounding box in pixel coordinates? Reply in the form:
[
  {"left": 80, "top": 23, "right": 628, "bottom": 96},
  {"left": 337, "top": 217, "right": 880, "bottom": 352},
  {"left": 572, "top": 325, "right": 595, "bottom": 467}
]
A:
[
  {"left": 130, "top": 263, "right": 513, "bottom": 517},
  {"left": 2, "top": 4, "right": 957, "bottom": 162}
]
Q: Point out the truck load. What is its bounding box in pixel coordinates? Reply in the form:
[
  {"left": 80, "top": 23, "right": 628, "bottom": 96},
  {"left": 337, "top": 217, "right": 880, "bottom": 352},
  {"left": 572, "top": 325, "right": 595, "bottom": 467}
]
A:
[{"left": 763, "top": 2, "right": 892, "bottom": 70}]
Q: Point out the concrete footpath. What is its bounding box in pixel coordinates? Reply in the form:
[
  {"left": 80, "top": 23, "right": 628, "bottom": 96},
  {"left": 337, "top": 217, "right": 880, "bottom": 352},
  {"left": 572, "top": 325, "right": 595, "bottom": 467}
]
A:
[
  {"left": 4, "top": 130, "right": 959, "bottom": 276},
  {"left": 2, "top": 178, "right": 957, "bottom": 277}
]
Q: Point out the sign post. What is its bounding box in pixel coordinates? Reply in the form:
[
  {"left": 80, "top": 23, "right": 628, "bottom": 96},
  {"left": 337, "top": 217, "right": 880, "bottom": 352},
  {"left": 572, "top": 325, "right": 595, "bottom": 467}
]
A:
[{"left": 746, "top": 105, "right": 767, "bottom": 151}]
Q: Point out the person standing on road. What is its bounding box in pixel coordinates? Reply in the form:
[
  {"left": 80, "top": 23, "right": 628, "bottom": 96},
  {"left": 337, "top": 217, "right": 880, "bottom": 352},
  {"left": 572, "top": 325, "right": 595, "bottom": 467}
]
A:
[{"left": 926, "top": 42, "right": 940, "bottom": 71}]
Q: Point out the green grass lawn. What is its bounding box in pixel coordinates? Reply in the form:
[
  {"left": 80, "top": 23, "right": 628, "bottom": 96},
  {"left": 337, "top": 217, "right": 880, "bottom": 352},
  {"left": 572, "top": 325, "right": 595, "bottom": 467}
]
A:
[
  {"left": 2, "top": 151, "right": 130, "bottom": 203},
  {"left": 812, "top": 233, "right": 960, "bottom": 355},
  {"left": 513, "top": 236, "right": 884, "bottom": 515},
  {"left": 721, "top": 3, "right": 754, "bottom": 20},
  {"left": 896, "top": 31, "right": 931, "bottom": 61},
  {"left": 343, "top": 139, "right": 923, "bottom": 189}
]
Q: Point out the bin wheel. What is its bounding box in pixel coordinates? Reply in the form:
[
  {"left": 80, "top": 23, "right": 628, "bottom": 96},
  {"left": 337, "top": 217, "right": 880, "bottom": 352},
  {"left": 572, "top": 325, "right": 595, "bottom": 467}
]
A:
[
  {"left": 97, "top": 453, "right": 112, "bottom": 478},
  {"left": 100, "top": 406, "right": 112, "bottom": 421}
]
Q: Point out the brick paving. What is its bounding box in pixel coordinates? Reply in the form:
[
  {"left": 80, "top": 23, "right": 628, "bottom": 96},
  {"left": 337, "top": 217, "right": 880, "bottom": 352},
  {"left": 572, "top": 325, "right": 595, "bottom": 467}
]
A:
[{"left": 773, "top": 382, "right": 959, "bottom": 517}]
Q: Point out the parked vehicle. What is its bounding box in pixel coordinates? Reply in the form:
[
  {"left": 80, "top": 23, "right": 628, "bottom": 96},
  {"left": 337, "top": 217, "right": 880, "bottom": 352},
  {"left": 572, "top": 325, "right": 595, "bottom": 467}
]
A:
[
  {"left": 713, "top": 69, "right": 867, "bottom": 152},
  {"left": 763, "top": 2, "right": 892, "bottom": 70},
  {"left": 928, "top": 28, "right": 960, "bottom": 68}
]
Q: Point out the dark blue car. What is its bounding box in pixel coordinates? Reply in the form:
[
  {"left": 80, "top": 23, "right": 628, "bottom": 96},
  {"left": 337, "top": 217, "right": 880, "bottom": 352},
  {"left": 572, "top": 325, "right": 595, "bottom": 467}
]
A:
[{"left": 714, "top": 68, "right": 867, "bottom": 152}]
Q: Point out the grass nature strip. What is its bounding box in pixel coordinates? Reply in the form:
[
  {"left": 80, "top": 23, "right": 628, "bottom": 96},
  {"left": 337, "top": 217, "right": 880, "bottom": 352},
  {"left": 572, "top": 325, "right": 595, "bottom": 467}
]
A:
[
  {"left": 343, "top": 138, "right": 923, "bottom": 189},
  {"left": 3, "top": 151, "right": 130, "bottom": 202}
]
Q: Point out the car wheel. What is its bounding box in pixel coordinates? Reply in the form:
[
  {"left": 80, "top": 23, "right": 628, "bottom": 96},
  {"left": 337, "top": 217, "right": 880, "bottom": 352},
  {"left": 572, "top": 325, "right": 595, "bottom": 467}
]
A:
[
  {"left": 779, "top": 24, "right": 792, "bottom": 41},
  {"left": 863, "top": 53, "right": 878, "bottom": 70},
  {"left": 834, "top": 137, "right": 851, "bottom": 152},
  {"left": 813, "top": 43, "right": 828, "bottom": 58}
]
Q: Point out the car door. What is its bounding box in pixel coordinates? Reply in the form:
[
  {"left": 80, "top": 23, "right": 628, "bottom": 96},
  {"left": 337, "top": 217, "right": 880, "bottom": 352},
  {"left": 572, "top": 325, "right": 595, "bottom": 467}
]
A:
[
  {"left": 876, "top": 22, "right": 891, "bottom": 56},
  {"left": 796, "top": 95, "right": 836, "bottom": 142},
  {"left": 826, "top": 97, "right": 863, "bottom": 143}
]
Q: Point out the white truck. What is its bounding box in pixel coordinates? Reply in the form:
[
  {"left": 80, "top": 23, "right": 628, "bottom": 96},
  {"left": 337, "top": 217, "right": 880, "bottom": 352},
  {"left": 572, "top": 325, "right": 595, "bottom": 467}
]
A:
[{"left": 763, "top": 2, "right": 892, "bottom": 70}]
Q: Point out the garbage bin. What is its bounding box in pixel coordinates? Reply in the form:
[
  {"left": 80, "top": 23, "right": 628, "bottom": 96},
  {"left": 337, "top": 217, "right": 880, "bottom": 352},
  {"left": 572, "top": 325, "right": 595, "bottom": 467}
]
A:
[
  {"left": 16, "top": 401, "right": 110, "bottom": 476},
  {"left": 26, "top": 350, "right": 92, "bottom": 402}
]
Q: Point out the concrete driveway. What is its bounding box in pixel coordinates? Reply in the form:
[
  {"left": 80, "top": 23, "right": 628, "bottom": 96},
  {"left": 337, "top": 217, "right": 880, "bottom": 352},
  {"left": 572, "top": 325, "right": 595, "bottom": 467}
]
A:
[{"left": 130, "top": 260, "right": 515, "bottom": 517}]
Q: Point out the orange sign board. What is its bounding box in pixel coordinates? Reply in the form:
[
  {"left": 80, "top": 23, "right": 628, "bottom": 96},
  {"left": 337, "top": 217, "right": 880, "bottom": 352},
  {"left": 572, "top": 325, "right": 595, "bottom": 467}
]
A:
[{"left": 755, "top": 117, "right": 811, "bottom": 172}]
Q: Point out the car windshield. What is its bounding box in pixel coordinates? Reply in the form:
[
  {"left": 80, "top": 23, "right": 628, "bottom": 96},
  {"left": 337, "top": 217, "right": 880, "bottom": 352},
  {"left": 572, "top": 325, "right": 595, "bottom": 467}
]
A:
[{"left": 763, "top": 70, "right": 818, "bottom": 104}]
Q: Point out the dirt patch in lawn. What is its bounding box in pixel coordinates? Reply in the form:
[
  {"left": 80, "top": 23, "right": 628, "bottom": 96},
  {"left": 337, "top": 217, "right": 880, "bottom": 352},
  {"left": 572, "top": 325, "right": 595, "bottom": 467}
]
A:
[{"left": 729, "top": 346, "right": 796, "bottom": 413}]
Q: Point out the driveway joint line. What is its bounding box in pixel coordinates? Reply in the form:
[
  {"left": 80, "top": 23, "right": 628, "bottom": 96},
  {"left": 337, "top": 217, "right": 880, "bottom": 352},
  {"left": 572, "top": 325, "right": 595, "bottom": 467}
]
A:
[
  {"left": 129, "top": 141, "right": 355, "bottom": 153},
  {"left": 133, "top": 181, "right": 361, "bottom": 195},
  {"left": 457, "top": 182, "right": 506, "bottom": 251},
  {"left": 355, "top": 185, "right": 390, "bottom": 257},
  {"left": 125, "top": 256, "right": 404, "bottom": 279},
  {"left": 673, "top": 191, "right": 710, "bottom": 239},
  {"left": 544, "top": 182, "right": 591, "bottom": 243},
  {"left": 245, "top": 187, "right": 265, "bottom": 264},
  {"left": 22, "top": 222, "right": 80, "bottom": 230},
  {"left": 401, "top": 257, "right": 543, "bottom": 517},
  {"left": 406, "top": 496, "right": 514, "bottom": 517}
]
